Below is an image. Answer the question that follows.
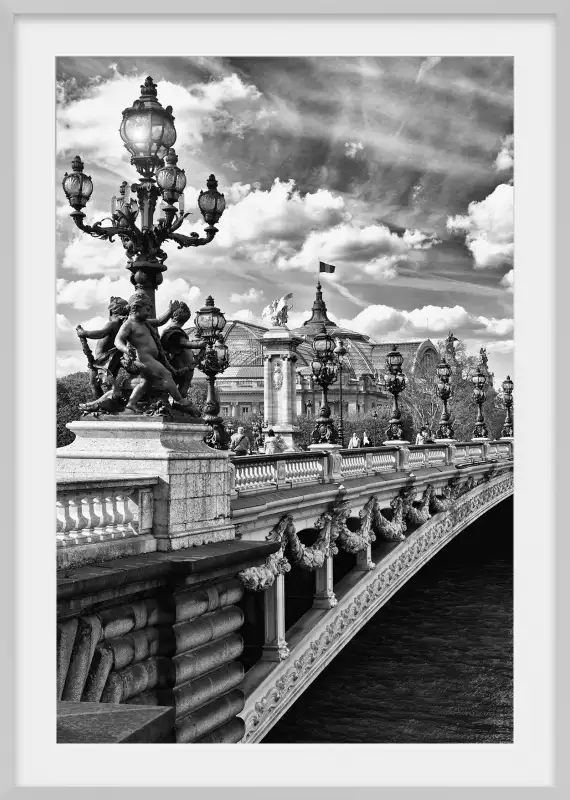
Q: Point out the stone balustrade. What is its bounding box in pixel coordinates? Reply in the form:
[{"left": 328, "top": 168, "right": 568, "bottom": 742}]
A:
[
  {"left": 339, "top": 446, "right": 401, "bottom": 477},
  {"left": 56, "top": 475, "right": 158, "bottom": 569},
  {"left": 232, "top": 452, "right": 327, "bottom": 495}
]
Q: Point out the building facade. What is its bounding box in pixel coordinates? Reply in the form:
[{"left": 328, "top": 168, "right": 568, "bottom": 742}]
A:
[{"left": 189, "top": 283, "right": 439, "bottom": 422}]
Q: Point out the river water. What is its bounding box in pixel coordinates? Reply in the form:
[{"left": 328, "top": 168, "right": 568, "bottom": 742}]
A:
[{"left": 263, "top": 498, "right": 513, "bottom": 744}]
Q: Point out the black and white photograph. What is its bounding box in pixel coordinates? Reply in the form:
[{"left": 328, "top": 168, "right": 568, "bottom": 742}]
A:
[{"left": 55, "top": 55, "right": 514, "bottom": 746}]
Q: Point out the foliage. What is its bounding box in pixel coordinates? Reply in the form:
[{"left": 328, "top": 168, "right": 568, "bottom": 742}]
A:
[
  {"left": 57, "top": 371, "right": 91, "bottom": 447},
  {"left": 187, "top": 379, "right": 208, "bottom": 411},
  {"left": 294, "top": 409, "right": 402, "bottom": 449},
  {"left": 401, "top": 338, "right": 506, "bottom": 441}
]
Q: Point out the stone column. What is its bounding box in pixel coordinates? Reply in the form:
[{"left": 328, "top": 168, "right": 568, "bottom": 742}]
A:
[
  {"left": 260, "top": 573, "right": 289, "bottom": 662},
  {"left": 262, "top": 327, "right": 303, "bottom": 451},
  {"left": 313, "top": 556, "right": 337, "bottom": 609},
  {"left": 57, "top": 418, "right": 235, "bottom": 551}
]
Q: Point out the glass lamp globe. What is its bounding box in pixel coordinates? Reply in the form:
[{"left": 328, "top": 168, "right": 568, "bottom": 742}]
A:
[
  {"left": 313, "top": 327, "right": 334, "bottom": 358},
  {"left": 386, "top": 346, "right": 404, "bottom": 371},
  {"left": 436, "top": 358, "right": 452, "bottom": 380},
  {"left": 195, "top": 296, "right": 226, "bottom": 341},
  {"left": 156, "top": 148, "right": 187, "bottom": 204},
  {"left": 215, "top": 338, "right": 229, "bottom": 369},
  {"left": 62, "top": 155, "right": 94, "bottom": 210},
  {"left": 197, "top": 175, "right": 226, "bottom": 225},
  {"left": 472, "top": 368, "right": 486, "bottom": 388},
  {"left": 502, "top": 375, "right": 514, "bottom": 394},
  {"left": 119, "top": 76, "right": 177, "bottom": 175}
]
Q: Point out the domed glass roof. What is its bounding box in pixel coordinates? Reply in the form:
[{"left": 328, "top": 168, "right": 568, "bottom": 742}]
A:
[{"left": 185, "top": 286, "right": 438, "bottom": 381}]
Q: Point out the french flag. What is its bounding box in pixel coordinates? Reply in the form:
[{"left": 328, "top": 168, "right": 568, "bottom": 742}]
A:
[{"left": 319, "top": 261, "right": 336, "bottom": 274}]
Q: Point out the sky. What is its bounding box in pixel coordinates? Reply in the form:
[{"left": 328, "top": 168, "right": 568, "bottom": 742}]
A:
[{"left": 56, "top": 56, "right": 514, "bottom": 380}]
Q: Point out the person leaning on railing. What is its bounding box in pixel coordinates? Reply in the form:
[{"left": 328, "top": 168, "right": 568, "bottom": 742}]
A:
[{"left": 229, "top": 426, "right": 251, "bottom": 456}]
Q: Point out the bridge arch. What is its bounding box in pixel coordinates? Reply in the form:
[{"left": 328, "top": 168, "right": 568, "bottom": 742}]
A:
[{"left": 239, "top": 469, "right": 513, "bottom": 743}]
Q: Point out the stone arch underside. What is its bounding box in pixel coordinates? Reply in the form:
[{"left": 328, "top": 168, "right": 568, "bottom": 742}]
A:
[{"left": 239, "top": 470, "right": 514, "bottom": 743}]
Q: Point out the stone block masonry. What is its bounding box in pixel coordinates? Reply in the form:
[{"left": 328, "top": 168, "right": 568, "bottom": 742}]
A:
[{"left": 57, "top": 541, "right": 279, "bottom": 744}]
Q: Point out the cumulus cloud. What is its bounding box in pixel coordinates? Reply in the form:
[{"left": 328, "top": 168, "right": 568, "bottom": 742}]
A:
[
  {"left": 216, "top": 179, "right": 347, "bottom": 251},
  {"left": 494, "top": 134, "right": 514, "bottom": 171},
  {"left": 447, "top": 183, "right": 513, "bottom": 269},
  {"left": 229, "top": 287, "right": 265, "bottom": 304},
  {"left": 340, "top": 303, "right": 513, "bottom": 344},
  {"left": 57, "top": 275, "right": 201, "bottom": 312},
  {"left": 344, "top": 140, "right": 364, "bottom": 158},
  {"left": 278, "top": 221, "right": 438, "bottom": 276}
]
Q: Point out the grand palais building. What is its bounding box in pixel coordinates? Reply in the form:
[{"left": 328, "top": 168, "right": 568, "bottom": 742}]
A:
[{"left": 190, "top": 283, "right": 439, "bottom": 421}]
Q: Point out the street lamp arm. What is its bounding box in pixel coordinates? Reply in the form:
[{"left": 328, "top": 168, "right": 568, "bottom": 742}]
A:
[
  {"left": 168, "top": 226, "right": 218, "bottom": 249},
  {"left": 70, "top": 210, "right": 143, "bottom": 246}
]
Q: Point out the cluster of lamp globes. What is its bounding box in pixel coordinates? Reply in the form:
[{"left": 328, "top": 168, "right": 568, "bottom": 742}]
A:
[{"left": 61, "top": 75, "right": 226, "bottom": 234}]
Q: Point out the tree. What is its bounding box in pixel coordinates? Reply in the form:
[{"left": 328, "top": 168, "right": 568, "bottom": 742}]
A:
[
  {"left": 57, "top": 371, "right": 91, "bottom": 447},
  {"left": 401, "top": 337, "right": 506, "bottom": 442}
]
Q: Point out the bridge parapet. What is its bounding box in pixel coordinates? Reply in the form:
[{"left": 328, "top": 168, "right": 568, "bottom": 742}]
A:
[{"left": 56, "top": 475, "right": 159, "bottom": 570}]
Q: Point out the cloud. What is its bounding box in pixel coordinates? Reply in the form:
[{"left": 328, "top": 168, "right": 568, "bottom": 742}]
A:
[
  {"left": 215, "top": 179, "right": 347, "bottom": 251},
  {"left": 416, "top": 56, "right": 442, "bottom": 83},
  {"left": 500, "top": 269, "right": 514, "bottom": 292},
  {"left": 344, "top": 140, "right": 363, "bottom": 159},
  {"left": 57, "top": 69, "right": 263, "bottom": 168},
  {"left": 57, "top": 352, "right": 89, "bottom": 378},
  {"left": 229, "top": 287, "right": 265, "bottom": 304},
  {"left": 494, "top": 134, "right": 514, "bottom": 171},
  {"left": 447, "top": 183, "right": 513, "bottom": 269},
  {"left": 340, "top": 303, "right": 513, "bottom": 343},
  {"left": 57, "top": 275, "right": 201, "bottom": 312},
  {"left": 56, "top": 313, "right": 107, "bottom": 349},
  {"left": 278, "top": 221, "right": 438, "bottom": 277},
  {"left": 228, "top": 308, "right": 264, "bottom": 326}
]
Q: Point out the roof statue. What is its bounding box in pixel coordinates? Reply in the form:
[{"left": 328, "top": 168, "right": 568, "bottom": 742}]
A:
[
  {"left": 445, "top": 330, "right": 459, "bottom": 360},
  {"left": 262, "top": 293, "right": 293, "bottom": 328}
]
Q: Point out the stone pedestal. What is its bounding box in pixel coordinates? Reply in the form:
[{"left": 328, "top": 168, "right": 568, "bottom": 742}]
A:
[
  {"left": 262, "top": 327, "right": 303, "bottom": 451},
  {"left": 308, "top": 443, "right": 343, "bottom": 482},
  {"left": 57, "top": 417, "right": 235, "bottom": 550}
]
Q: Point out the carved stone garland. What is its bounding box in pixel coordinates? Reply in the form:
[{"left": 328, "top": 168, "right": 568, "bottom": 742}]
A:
[{"left": 238, "top": 472, "right": 504, "bottom": 592}]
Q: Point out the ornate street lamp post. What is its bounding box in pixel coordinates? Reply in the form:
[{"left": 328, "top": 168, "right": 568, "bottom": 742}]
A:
[
  {"left": 435, "top": 357, "right": 454, "bottom": 440},
  {"left": 333, "top": 338, "right": 347, "bottom": 448},
  {"left": 194, "top": 297, "right": 230, "bottom": 450},
  {"left": 471, "top": 364, "right": 489, "bottom": 439},
  {"left": 383, "top": 345, "right": 407, "bottom": 442},
  {"left": 310, "top": 326, "right": 339, "bottom": 445},
  {"left": 62, "top": 76, "right": 225, "bottom": 316},
  {"left": 501, "top": 375, "right": 514, "bottom": 438},
  {"left": 371, "top": 406, "right": 379, "bottom": 446}
]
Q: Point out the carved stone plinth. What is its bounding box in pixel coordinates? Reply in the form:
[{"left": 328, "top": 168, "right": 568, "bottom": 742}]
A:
[
  {"left": 262, "top": 327, "right": 302, "bottom": 442},
  {"left": 308, "top": 443, "right": 343, "bottom": 482},
  {"left": 57, "top": 417, "right": 235, "bottom": 550}
]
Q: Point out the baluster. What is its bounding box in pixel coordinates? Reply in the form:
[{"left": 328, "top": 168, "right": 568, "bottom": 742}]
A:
[
  {"left": 82, "top": 494, "right": 99, "bottom": 542},
  {"left": 56, "top": 498, "right": 67, "bottom": 546},
  {"left": 67, "top": 495, "right": 90, "bottom": 542},
  {"left": 91, "top": 493, "right": 110, "bottom": 538}
]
